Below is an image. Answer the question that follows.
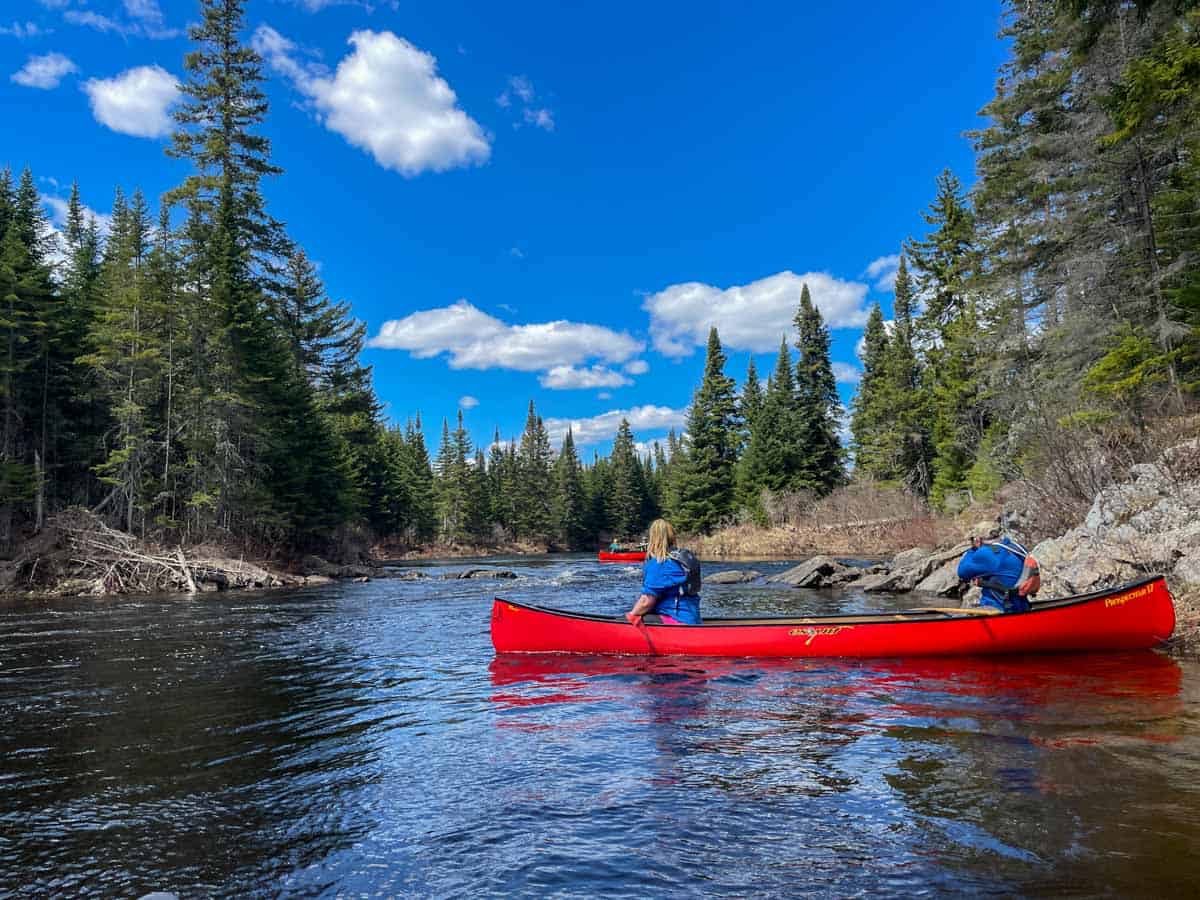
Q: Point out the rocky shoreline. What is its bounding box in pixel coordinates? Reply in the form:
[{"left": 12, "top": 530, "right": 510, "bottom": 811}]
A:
[{"left": 3, "top": 442, "right": 1197, "bottom": 652}]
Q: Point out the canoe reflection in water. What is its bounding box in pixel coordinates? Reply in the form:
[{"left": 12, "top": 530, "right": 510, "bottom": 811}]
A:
[{"left": 488, "top": 650, "right": 1188, "bottom": 881}]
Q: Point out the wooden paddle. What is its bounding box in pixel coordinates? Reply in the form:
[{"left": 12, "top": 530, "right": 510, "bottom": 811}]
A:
[{"left": 910, "top": 606, "right": 1001, "bottom": 616}]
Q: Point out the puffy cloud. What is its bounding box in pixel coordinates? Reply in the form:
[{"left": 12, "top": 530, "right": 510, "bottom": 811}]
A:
[
  {"left": 864, "top": 254, "right": 901, "bottom": 291},
  {"left": 11, "top": 52, "right": 76, "bottom": 89},
  {"left": 544, "top": 405, "right": 688, "bottom": 447},
  {"left": 82, "top": 65, "right": 179, "bottom": 138},
  {"left": 832, "top": 362, "right": 862, "bottom": 385},
  {"left": 622, "top": 359, "right": 649, "bottom": 375},
  {"left": 539, "top": 365, "right": 632, "bottom": 390},
  {"left": 255, "top": 26, "right": 490, "bottom": 177},
  {"left": 368, "top": 300, "right": 643, "bottom": 373},
  {"left": 644, "top": 270, "right": 871, "bottom": 357},
  {"left": 458, "top": 395, "right": 479, "bottom": 410}
]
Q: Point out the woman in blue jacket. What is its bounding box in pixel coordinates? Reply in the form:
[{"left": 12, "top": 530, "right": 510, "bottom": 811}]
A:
[{"left": 624, "top": 518, "right": 701, "bottom": 625}]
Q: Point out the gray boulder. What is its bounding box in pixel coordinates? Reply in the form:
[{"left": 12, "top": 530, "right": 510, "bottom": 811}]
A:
[
  {"left": 891, "top": 547, "right": 929, "bottom": 569},
  {"left": 706, "top": 569, "right": 763, "bottom": 584},
  {"left": 767, "top": 555, "right": 852, "bottom": 588},
  {"left": 1174, "top": 552, "right": 1200, "bottom": 588},
  {"left": 913, "top": 558, "right": 964, "bottom": 597}
]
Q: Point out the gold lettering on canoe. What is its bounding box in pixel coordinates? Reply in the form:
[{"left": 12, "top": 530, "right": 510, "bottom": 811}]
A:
[
  {"left": 788, "top": 625, "right": 854, "bottom": 646},
  {"left": 1105, "top": 584, "right": 1154, "bottom": 608}
]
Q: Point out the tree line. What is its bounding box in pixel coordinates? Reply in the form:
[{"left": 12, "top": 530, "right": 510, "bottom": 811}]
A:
[
  {"left": 0, "top": 0, "right": 849, "bottom": 557},
  {"left": 851, "top": 0, "right": 1200, "bottom": 509}
]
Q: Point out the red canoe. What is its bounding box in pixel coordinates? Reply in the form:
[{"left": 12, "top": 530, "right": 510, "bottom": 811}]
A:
[
  {"left": 598, "top": 550, "right": 647, "bottom": 563},
  {"left": 490, "top": 576, "right": 1175, "bottom": 658}
]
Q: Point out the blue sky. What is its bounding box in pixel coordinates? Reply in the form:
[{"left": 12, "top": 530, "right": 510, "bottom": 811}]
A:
[{"left": 2, "top": 0, "right": 1006, "bottom": 456}]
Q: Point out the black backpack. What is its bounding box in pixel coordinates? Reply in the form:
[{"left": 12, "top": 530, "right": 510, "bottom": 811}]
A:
[{"left": 669, "top": 548, "right": 702, "bottom": 596}]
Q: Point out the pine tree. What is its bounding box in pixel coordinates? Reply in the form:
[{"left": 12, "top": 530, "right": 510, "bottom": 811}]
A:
[
  {"left": 514, "top": 401, "right": 554, "bottom": 542},
  {"left": 849, "top": 303, "right": 890, "bottom": 479},
  {"left": 607, "top": 418, "right": 645, "bottom": 537},
  {"left": 738, "top": 357, "right": 763, "bottom": 450},
  {"left": 553, "top": 427, "right": 588, "bottom": 549},
  {"left": 674, "top": 327, "right": 738, "bottom": 533},
  {"left": 404, "top": 415, "right": 437, "bottom": 543},
  {"left": 881, "top": 254, "right": 934, "bottom": 494},
  {"left": 80, "top": 188, "right": 162, "bottom": 533},
  {"left": 794, "top": 284, "right": 845, "bottom": 493},
  {"left": 736, "top": 337, "right": 799, "bottom": 520}
]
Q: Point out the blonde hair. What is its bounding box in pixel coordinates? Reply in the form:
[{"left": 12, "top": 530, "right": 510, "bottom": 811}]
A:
[{"left": 646, "top": 518, "right": 677, "bottom": 562}]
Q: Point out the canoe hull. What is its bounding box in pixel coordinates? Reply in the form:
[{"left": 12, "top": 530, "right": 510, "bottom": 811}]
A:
[
  {"left": 598, "top": 551, "right": 646, "bottom": 563},
  {"left": 490, "top": 577, "right": 1175, "bottom": 658}
]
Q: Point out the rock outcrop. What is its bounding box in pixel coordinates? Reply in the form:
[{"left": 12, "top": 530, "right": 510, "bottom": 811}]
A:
[{"left": 766, "top": 556, "right": 861, "bottom": 588}]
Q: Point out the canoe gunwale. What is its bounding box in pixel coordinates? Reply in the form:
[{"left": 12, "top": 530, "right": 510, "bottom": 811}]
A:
[{"left": 494, "top": 575, "right": 1169, "bottom": 629}]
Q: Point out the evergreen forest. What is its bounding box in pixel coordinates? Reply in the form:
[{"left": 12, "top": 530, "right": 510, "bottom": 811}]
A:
[{"left": 2, "top": 0, "right": 1198, "bottom": 559}]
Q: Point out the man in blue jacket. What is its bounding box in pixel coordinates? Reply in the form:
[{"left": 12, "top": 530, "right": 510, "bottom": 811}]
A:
[{"left": 956, "top": 533, "right": 1036, "bottom": 613}]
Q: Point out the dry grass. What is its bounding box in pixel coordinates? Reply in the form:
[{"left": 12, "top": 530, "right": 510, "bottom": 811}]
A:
[
  {"left": 1008, "top": 410, "right": 1200, "bottom": 543},
  {"left": 692, "top": 483, "right": 951, "bottom": 560}
]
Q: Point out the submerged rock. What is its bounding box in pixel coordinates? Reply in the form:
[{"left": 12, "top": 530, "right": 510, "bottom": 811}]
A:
[
  {"left": 446, "top": 569, "right": 518, "bottom": 580},
  {"left": 706, "top": 569, "right": 763, "bottom": 584}
]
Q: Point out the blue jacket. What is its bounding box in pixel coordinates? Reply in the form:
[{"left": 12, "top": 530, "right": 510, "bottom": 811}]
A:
[
  {"left": 642, "top": 555, "right": 701, "bottom": 624},
  {"left": 957, "top": 538, "right": 1030, "bottom": 613}
]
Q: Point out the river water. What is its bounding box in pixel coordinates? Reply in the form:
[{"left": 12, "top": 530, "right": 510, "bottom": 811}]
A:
[{"left": 1, "top": 555, "right": 1198, "bottom": 897}]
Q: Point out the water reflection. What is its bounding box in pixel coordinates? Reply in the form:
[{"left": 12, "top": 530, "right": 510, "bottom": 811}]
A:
[
  {"left": 489, "top": 651, "right": 1192, "bottom": 894},
  {"left": 2, "top": 562, "right": 1199, "bottom": 897}
]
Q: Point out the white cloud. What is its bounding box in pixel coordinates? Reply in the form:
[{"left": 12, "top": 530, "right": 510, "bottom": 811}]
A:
[
  {"left": 864, "top": 254, "right": 901, "bottom": 291},
  {"left": 623, "top": 359, "right": 649, "bottom": 375},
  {"left": 42, "top": 193, "right": 113, "bottom": 238},
  {"left": 644, "top": 270, "right": 871, "bottom": 357},
  {"left": 539, "top": 365, "right": 632, "bottom": 390},
  {"left": 458, "top": 395, "right": 479, "bottom": 409},
  {"left": 0, "top": 22, "right": 49, "bottom": 38},
  {"left": 123, "top": 0, "right": 164, "bottom": 27},
  {"left": 498, "top": 74, "right": 555, "bottom": 132},
  {"left": 543, "top": 405, "right": 688, "bottom": 447},
  {"left": 64, "top": 10, "right": 126, "bottom": 35},
  {"left": 255, "top": 26, "right": 490, "bottom": 177},
  {"left": 523, "top": 107, "right": 554, "bottom": 131},
  {"left": 368, "top": 299, "right": 643, "bottom": 373},
  {"left": 832, "top": 362, "right": 862, "bottom": 385},
  {"left": 597, "top": 391, "right": 612, "bottom": 400},
  {"left": 11, "top": 52, "right": 76, "bottom": 89},
  {"left": 82, "top": 65, "right": 179, "bottom": 138}
]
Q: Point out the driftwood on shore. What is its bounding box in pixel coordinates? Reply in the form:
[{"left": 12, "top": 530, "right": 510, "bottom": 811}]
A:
[{"left": 1, "top": 509, "right": 295, "bottom": 598}]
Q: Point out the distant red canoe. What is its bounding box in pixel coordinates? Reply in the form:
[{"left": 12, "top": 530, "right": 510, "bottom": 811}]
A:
[
  {"left": 598, "top": 550, "right": 646, "bottom": 563},
  {"left": 490, "top": 576, "right": 1175, "bottom": 658}
]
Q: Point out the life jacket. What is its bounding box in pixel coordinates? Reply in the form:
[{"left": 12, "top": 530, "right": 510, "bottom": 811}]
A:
[
  {"left": 668, "top": 548, "right": 702, "bottom": 596},
  {"left": 981, "top": 538, "right": 1041, "bottom": 598}
]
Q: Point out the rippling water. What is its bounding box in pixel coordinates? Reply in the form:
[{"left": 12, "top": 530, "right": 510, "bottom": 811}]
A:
[{"left": 2, "top": 555, "right": 1199, "bottom": 897}]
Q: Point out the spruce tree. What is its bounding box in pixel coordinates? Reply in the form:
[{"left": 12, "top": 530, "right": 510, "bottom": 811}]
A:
[
  {"left": 674, "top": 327, "right": 738, "bottom": 533},
  {"left": 607, "top": 418, "right": 645, "bottom": 537},
  {"left": 849, "top": 303, "right": 890, "bottom": 479},
  {"left": 515, "top": 401, "right": 554, "bottom": 542},
  {"left": 553, "top": 427, "right": 588, "bottom": 549},
  {"left": 794, "top": 285, "right": 845, "bottom": 493}
]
